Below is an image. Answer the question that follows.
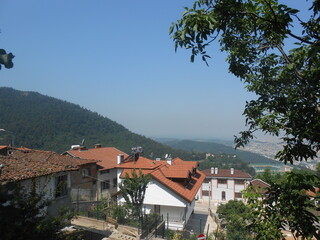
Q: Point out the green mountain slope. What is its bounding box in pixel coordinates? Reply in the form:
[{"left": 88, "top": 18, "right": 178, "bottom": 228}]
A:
[
  {"left": 159, "top": 139, "right": 280, "bottom": 165},
  {"left": 0, "top": 87, "right": 198, "bottom": 159}
]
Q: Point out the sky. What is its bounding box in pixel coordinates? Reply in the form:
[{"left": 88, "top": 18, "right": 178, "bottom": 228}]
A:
[{"left": 0, "top": 0, "right": 309, "bottom": 141}]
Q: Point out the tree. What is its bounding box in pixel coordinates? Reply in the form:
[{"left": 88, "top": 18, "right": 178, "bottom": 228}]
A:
[
  {"left": 118, "top": 168, "right": 151, "bottom": 216},
  {"left": 216, "top": 200, "right": 254, "bottom": 240},
  {"left": 245, "top": 171, "right": 320, "bottom": 239},
  {"left": 0, "top": 181, "right": 76, "bottom": 240},
  {"left": 0, "top": 49, "right": 14, "bottom": 70},
  {"left": 170, "top": 0, "right": 320, "bottom": 163},
  {"left": 254, "top": 167, "right": 282, "bottom": 184}
]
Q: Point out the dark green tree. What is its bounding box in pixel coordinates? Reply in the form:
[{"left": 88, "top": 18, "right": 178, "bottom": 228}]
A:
[
  {"left": 118, "top": 168, "right": 151, "bottom": 216},
  {"left": 254, "top": 167, "right": 282, "bottom": 184},
  {"left": 170, "top": 0, "right": 320, "bottom": 164},
  {"left": 216, "top": 200, "right": 254, "bottom": 240},
  {"left": 0, "top": 49, "right": 14, "bottom": 70},
  {"left": 245, "top": 171, "right": 320, "bottom": 239},
  {"left": 0, "top": 181, "right": 76, "bottom": 240}
]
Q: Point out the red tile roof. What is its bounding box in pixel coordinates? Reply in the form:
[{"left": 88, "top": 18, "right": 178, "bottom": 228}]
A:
[
  {"left": 0, "top": 147, "right": 97, "bottom": 182},
  {"left": 118, "top": 157, "right": 205, "bottom": 203},
  {"left": 250, "top": 179, "right": 270, "bottom": 189},
  {"left": 250, "top": 179, "right": 270, "bottom": 194},
  {"left": 202, "top": 168, "right": 252, "bottom": 179},
  {"left": 118, "top": 156, "right": 165, "bottom": 170},
  {"left": 66, "top": 147, "right": 128, "bottom": 170}
]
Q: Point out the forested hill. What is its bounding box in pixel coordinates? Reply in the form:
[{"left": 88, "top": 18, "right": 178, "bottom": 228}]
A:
[
  {"left": 159, "top": 139, "right": 280, "bottom": 165},
  {"left": 0, "top": 87, "right": 198, "bottom": 159}
]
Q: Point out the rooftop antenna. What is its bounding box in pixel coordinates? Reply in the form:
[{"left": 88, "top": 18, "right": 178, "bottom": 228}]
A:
[{"left": 131, "top": 146, "right": 143, "bottom": 161}]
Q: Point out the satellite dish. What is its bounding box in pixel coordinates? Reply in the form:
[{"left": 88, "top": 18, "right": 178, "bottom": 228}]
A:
[
  {"left": 165, "top": 154, "right": 168, "bottom": 159},
  {"left": 81, "top": 139, "right": 85, "bottom": 146}
]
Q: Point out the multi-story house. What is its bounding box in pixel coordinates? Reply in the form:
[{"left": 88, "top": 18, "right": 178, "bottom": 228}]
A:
[
  {"left": 199, "top": 167, "right": 252, "bottom": 203},
  {"left": 117, "top": 155, "right": 205, "bottom": 230},
  {"left": 64, "top": 144, "right": 128, "bottom": 199}
]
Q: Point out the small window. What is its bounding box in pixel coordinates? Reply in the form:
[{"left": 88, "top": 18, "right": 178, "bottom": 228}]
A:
[
  {"left": 202, "top": 190, "right": 209, "bottom": 196},
  {"left": 235, "top": 179, "right": 244, "bottom": 185},
  {"left": 101, "top": 180, "right": 110, "bottom": 190},
  {"left": 218, "top": 179, "right": 227, "bottom": 184},
  {"left": 55, "top": 175, "right": 68, "bottom": 198},
  {"left": 221, "top": 191, "right": 226, "bottom": 201},
  {"left": 82, "top": 168, "right": 91, "bottom": 178},
  {"left": 113, "top": 178, "right": 117, "bottom": 188},
  {"left": 235, "top": 192, "right": 243, "bottom": 198}
]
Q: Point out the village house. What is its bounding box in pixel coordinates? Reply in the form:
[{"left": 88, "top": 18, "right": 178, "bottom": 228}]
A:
[
  {"left": 116, "top": 155, "right": 206, "bottom": 230},
  {"left": 199, "top": 167, "right": 252, "bottom": 203},
  {"left": 63, "top": 144, "right": 127, "bottom": 199},
  {"left": 0, "top": 146, "right": 98, "bottom": 215}
]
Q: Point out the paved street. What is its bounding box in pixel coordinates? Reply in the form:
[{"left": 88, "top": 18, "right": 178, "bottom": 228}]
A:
[{"left": 184, "top": 200, "right": 218, "bottom": 237}]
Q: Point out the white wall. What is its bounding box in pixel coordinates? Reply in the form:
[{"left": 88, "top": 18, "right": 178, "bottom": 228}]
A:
[
  {"left": 97, "top": 168, "right": 118, "bottom": 199},
  {"left": 19, "top": 172, "right": 71, "bottom": 201},
  {"left": 201, "top": 178, "right": 248, "bottom": 202},
  {"left": 144, "top": 180, "right": 187, "bottom": 207}
]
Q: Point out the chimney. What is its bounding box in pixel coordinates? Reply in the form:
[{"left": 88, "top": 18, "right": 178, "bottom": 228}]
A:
[
  {"left": 211, "top": 167, "right": 214, "bottom": 174},
  {"left": 117, "top": 154, "right": 124, "bottom": 164},
  {"left": 71, "top": 145, "right": 80, "bottom": 150},
  {"left": 214, "top": 168, "right": 218, "bottom": 174},
  {"left": 167, "top": 158, "right": 172, "bottom": 165},
  {"left": 230, "top": 168, "right": 234, "bottom": 175},
  {"left": 94, "top": 144, "right": 102, "bottom": 149}
]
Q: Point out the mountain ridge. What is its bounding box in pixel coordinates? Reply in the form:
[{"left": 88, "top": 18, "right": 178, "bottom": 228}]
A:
[{"left": 0, "top": 87, "right": 197, "bottom": 159}]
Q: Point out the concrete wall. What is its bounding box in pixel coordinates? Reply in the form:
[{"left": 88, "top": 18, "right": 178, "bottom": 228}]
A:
[
  {"left": 18, "top": 172, "right": 72, "bottom": 216},
  {"left": 97, "top": 168, "right": 118, "bottom": 199}
]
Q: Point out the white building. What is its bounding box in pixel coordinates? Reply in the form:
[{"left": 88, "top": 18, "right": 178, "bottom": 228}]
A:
[
  {"left": 117, "top": 156, "right": 205, "bottom": 230},
  {"left": 199, "top": 168, "right": 252, "bottom": 203}
]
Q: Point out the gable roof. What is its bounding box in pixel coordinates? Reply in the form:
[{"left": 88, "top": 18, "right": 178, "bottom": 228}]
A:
[
  {"left": 66, "top": 147, "right": 127, "bottom": 170},
  {"left": 202, "top": 168, "right": 252, "bottom": 179},
  {"left": 118, "top": 157, "right": 205, "bottom": 203},
  {"left": 250, "top": 178, "right": 270, "bottom": 189},
  {"left": 250, "top": 178, "right": 271, "bottom": 194},
  {"left": 0, "top": 147, "right": 97, "bottom": 182}
]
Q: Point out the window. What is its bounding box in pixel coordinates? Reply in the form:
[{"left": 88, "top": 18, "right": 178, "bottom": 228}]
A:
[
  {"left": 101, "top": 180, "right": 110, "bottom": 190},
  {"left": 218, "top": 179, "right": 227, "bottom": 184},
  {"left": 82, "top": 168, "right": 91, "bottom": 178},
  {"left": 221, "top": 191, "right": 226, "bottom": 201},
  {"left": 235, "top": 192, "right": 243, "bottom": 198},
  {"left": 55, "top": 175, "right": 68, "bottom": 198},
  {"left": 235, "top": 179, "right": 244, "bottom": 185},
  {"left": 113, "top": 178, "right": 117, "bottom": 188},
  {"left": 100, "top": 169, "right": 110, "bottom": 174},
  {"left": 202, "top": 190, "right": 209, "bottom": 196}
]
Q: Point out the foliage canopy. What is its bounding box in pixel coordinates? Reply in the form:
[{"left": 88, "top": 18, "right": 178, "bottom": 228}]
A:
[
  {"left": 0, "top": 48, "right": 14, "bottom": 70},
  {"left": 245, "top": 171, "right": 320, "bottom": 239},
  {"left": 171, "top": 0, "right": 320, "bottom": 163},
  {"left": 0, "top": 182, "right": 75, "bottom": 240},
  {"left": 118, "top": 168, "right": 151, "bottom": 215}
]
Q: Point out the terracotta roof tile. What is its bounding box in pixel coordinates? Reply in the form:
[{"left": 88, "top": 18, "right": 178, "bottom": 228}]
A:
[
  {"left": 118, "top": 156, "right": 205, "bottom": 203},
  {"left": 0, "top": 148, "right": 97, "bottom": 182},
  {"left": 117, "top": 157, "right": 165, "bottom": 170},
  {"left": 67, "top": 147, "right": 127, "bottom": 170},
  {"left": 202, "top": 168, "right": 252, "bottom": 179}
]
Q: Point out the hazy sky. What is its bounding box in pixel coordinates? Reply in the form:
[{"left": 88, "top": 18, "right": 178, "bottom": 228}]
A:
[{"left": 0, "top": 0, "right": 307, "bottom": 141}]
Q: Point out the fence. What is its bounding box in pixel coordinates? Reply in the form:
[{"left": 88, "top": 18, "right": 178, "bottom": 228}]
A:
[{"left": 140, "top": 214, "right": 165, "bottom": 239}]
